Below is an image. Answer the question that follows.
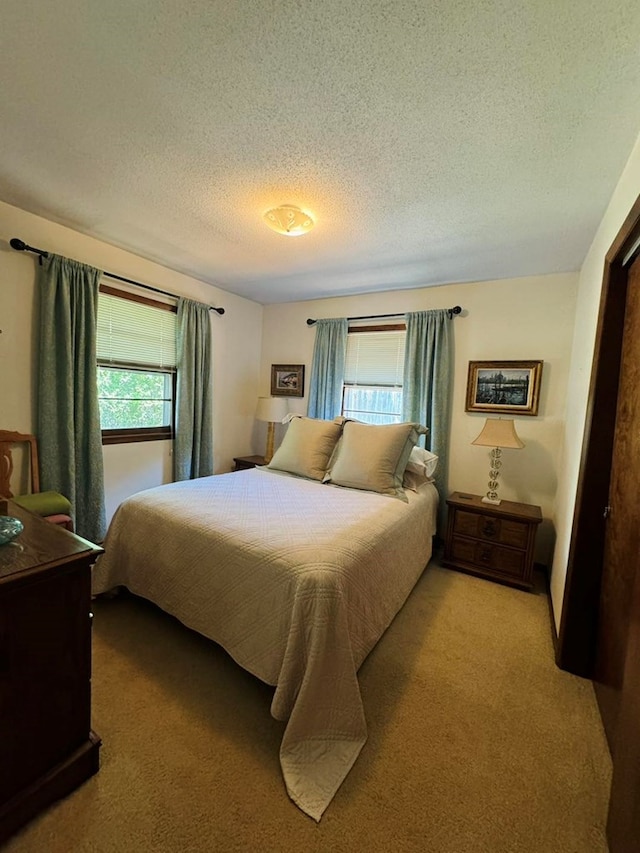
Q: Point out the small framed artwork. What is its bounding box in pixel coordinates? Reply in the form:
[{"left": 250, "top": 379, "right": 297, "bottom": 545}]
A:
[
  {"left": 465, "top": 360, "right": 543, "bottom": 416},
  {"left": 271, "top": 364, "right": 305, "bottom": 397}
]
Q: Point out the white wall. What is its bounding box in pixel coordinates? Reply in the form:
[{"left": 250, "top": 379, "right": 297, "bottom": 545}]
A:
[
  {"left": 0, "top": 200, "right": 263, "bottom": 525},
  {"left": 550, "top": 131, "right": 640, "bottom": 631},
  {"left": 261, "top": 273, "right": 578, "bottom": 565}
]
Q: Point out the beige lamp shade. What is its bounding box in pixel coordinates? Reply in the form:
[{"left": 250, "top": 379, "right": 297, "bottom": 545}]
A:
[
  {"left": 471, "top": 418, "right": 524, "bottom": 449},
  {"left": 256, "top": 397, "right": 288, "bottom": 423},
  {"left": 471, "top": 418, "right": 524, "bottom": 505},
  {"left": 256, "top": 397, "right": 288, "bottom": 463}
]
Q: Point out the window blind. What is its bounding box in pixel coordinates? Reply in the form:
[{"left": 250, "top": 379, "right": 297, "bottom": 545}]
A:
[
  {"left": 344, "top": 329, "right": 406, "bottom": 386},
  {"left": 96, "top": 292, "right": 177, "bottom": 369}
]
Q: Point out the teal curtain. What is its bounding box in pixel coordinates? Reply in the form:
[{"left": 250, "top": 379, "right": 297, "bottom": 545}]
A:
[
  {"left": 402, "top": 309, "right": 453, "bottom": 526},
  {"left": 37, "top": 254, "right": 106, "bottom": 542},
  {"left": 174, "top": 297, "right": 214, "bottom": 480},
  {"left": 307, "top": 318, "right": 348, "bottom": 419}
]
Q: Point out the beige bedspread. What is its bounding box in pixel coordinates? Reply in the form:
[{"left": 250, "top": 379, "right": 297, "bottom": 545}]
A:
[{"left": 92, "top": 467, "right": 438, "bottom": 820}]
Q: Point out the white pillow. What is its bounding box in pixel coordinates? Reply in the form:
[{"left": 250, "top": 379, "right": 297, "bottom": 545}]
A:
[{"left": 405, "top": 446, "right": 439, "bottom": 478}]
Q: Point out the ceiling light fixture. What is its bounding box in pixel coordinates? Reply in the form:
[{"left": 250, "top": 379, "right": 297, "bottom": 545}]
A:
[{"left": 263, "top": 205, "right": 314, "bottom": 237}]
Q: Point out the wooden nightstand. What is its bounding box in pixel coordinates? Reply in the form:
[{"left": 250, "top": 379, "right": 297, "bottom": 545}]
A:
[
  {"left": 441, "top": 491, "right": 542, "bottom": 591},
  {"left": 232, "top": 455, "right": 266, "bottom": 471}
]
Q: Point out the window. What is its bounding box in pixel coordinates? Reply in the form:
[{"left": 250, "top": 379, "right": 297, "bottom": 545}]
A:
[
  {"left": 96, "top": 286, "right": 177, "bottom": 443},
  {"left": 342, "top": 325, "right": 406, "bottom": 424}
]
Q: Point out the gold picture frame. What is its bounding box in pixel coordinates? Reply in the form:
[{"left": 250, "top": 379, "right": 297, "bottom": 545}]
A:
[
  {"left": 465, "top": 360, "right": 543, "bottom": 416},
  {"left": 270, "top": 364, "right": 305, "bottom": 397}
]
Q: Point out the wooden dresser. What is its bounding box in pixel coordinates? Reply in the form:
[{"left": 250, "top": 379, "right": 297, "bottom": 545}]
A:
[
  {"left": 0, "top": 501, "right": 103, "bottom": 844},
  {"left": 442, "top": 491, "right": 542, "bottom": 591}
]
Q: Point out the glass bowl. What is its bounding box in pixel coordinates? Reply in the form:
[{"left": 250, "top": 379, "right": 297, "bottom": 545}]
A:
[{"left": 0, "top": 516, "right": 24, "bottom": 545}]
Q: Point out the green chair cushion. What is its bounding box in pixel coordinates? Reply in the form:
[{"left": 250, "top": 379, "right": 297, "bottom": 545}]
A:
[{"left": 13, "top": 490, "right": 72, "bottom": 517}]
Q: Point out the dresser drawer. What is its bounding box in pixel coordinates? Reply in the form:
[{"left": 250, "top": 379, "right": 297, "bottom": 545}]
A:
[
  {"left": 450, "top": 536, "right": 526, "bottom": 579},
  {"left": 453, "top": 510, "right": 529, "bottom": 549}
]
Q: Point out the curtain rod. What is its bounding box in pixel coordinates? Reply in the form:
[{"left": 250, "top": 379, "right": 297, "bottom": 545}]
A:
[
  {"left": 306, "top": 306, "right": 462, "bottom": 325},
  {"left": 9, "top": 238, "right": 225, "bottom": 315}
]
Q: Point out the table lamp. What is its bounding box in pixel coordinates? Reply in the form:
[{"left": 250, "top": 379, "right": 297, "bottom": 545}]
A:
[
  {"left": 471, "top": 418, "right": 524, "bottom": 505},
  {"left": 255, "top": 397, "right": 288, "bottom": 463}
]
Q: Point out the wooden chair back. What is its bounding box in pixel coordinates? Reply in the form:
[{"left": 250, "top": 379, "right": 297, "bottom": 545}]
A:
[{"left": 0, "top": 430, "right": 41, "bottom": 498}]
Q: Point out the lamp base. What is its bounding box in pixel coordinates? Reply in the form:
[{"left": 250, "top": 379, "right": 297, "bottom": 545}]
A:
[
  {"left": 481, "top": 495, "right": 502, "bottom": 505},
  {"left": 264, "top": 421, "right": 276, "bottom": 464}
]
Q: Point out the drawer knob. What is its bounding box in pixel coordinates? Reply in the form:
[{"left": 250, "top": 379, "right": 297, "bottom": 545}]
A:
[
  {"left": 482, "top": 520, "right": 497, "bottom": 537},
  {"left": 479, "top": 546, "right": 492, "bottom": 563}
]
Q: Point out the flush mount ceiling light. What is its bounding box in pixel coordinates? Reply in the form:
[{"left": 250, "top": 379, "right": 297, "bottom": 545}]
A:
[{"left": 263, "top": 205, "right": 314, "bottom": 237}]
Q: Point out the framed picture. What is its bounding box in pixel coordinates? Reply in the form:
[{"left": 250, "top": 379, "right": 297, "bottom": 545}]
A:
[
  {"left": 270, "top": 364, "right": 305, "bottom": 398},
  {"left": 465, "top": 360, "right": 543, "bottom": 416}
]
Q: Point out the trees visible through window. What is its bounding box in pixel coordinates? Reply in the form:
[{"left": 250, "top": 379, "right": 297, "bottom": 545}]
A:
[
  {"left": 342, "top": 326, "right": 406, "bottom": 424},
  {"left": 96, "top": 286, "right": 177, "bottom": 443},
  {"left": 97, "top": 367, "right": 173, "bottom": 429}
]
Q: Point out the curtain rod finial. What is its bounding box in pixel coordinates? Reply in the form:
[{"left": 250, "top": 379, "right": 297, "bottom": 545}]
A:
[{"left": 10, "top": 237, "right": 48, "bottom": 259}]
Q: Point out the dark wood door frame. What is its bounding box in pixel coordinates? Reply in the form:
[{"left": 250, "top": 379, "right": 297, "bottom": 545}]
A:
[
  {"left": 606, "top": 532, "right": 640, "bottom": 853},
  {"left": 557, "top": 194, "right": 640, "bottom": 677}
]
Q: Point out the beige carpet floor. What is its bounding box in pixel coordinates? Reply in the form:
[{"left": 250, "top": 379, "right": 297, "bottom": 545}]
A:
[{"left": 6, "top": 560, "right": 611, "bottom": 853}]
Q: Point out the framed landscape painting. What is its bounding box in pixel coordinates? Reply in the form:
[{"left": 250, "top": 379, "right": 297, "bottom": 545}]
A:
[
  {"left": 271, "top": 364, "right": 305, "bottom": 397},
  {"left": 465, "top": 360, "right": 543, "bottom": 416}
]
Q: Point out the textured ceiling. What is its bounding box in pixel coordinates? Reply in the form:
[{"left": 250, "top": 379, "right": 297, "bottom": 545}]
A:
[{"left": 1, "top": 1, "right": 640, "bottom": 304}]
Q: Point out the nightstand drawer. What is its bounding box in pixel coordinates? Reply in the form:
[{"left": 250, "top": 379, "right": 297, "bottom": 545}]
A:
[
  {"left": 454, "top": 510, "right": 529, "bottom": 549},
  {"left": 451, "top": 536, "right": 526, "bottom": 579}
]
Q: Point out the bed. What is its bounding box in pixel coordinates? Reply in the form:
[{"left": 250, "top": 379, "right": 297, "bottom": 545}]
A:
[{"left": 92, "top": 418, "right": 439, "bottom": 820}]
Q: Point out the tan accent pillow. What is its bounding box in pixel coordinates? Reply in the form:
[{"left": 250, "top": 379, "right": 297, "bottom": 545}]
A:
[
  {"left": 325, "top": 421, "right": 427, "bottom": 496},
  {"left": 267, "top": 417, "right": 344, "bottom": 480}
]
